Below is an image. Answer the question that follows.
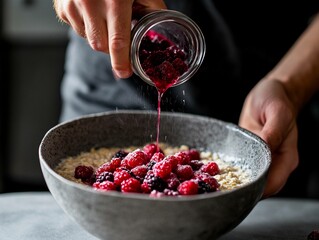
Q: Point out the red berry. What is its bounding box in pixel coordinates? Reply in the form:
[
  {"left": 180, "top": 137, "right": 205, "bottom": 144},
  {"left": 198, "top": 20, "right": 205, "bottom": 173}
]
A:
[
  {"left": 124, "top": 149, "right": 147, "bottom": 169},
  {"left": 165, "top": 173, "right": 180, "bottom": 190},
  {"left": 120, "top": 158, "right": 129, "bottom": 168},
  {"left": 174, "top": 151, "right": 191, "bottom": 165},
  {"left": 143, "top": 143, "right": 158, "bottom": 160},
  {"left": 186, "top": 149, "right": 201, "bottom": 160},
  {"left": 121, "top": 178, "right": 141, "bottom": 193},
  {"left": 113, "top": 169, "right": 131, "bottom": 186},
  {"left": 93, "top": 181, "right": 117, "bottom": 191},
  {"left": 131, "top": 165, "right": 148, "bottom": 178},
  {"left": 175, "top": 164, "right": 194, "bottom": 181},
  {"left": 178, "top": 180, "right": 198, "bottom": 195},
  {"left": 141, "top": 182, "right": 152, "bottom": 193},
  {"left": 74, "top": 165, "right": 94, "bottom": 180},
  {"left": 150, "top": 152, "right": 165, "bottom": 163},
  {"left": 201, "top": 162, "right": 220, "bottom": 176},
  {"left": 110, "top": 158, "right": 121, "bottom": 169},
  {"left": 153, "top": 160, "right": 172, "bottom": 179},
  {"left": 95, "top": 162, "right": 114, "bottom": 177},
  {"left": 163, "top": 155, "right": 178, "bottom": 170}
]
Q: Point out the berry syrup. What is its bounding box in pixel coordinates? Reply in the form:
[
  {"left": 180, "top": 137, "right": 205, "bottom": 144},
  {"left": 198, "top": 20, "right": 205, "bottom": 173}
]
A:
[{"left": 139, "top": 31, "right": 188, "bottom": 150}]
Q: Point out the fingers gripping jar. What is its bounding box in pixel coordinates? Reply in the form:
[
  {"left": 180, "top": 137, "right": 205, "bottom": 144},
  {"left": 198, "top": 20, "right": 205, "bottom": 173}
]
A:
[{"left": 131, "top": 8, "right": 206, "bottom": 93}]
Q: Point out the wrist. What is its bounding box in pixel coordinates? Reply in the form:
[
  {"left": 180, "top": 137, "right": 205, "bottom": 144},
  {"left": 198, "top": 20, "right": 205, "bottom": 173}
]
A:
[{"left": 263, "top": 75, "right": 304, "bottom": 115}]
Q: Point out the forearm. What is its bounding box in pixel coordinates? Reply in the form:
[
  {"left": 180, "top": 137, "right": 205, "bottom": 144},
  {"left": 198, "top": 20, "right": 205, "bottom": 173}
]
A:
[{"left": 265, "top": 13, "right": 319, "bottom": 113}]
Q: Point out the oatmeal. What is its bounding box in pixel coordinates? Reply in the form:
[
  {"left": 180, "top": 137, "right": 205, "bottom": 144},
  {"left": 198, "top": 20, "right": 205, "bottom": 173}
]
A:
[{"left": 55, "top": 143, "right": 250, "bottom": 196}]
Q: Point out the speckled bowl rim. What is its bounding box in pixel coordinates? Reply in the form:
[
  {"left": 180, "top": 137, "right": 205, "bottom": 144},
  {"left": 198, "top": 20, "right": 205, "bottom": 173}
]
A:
[{"left": 39, "top": 110, "right": 271, "bottom": 202}]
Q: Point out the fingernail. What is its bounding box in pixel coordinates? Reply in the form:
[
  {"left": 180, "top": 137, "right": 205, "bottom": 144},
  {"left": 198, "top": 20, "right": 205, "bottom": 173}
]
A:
[{"left": 112, "top": 69, "right": 132, "bottom": 80}]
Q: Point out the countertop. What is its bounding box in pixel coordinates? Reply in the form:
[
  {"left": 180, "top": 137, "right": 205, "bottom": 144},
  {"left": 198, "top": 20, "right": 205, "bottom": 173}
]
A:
[{"left": 0, "top": 192, "right": 318, "bottom": 240}]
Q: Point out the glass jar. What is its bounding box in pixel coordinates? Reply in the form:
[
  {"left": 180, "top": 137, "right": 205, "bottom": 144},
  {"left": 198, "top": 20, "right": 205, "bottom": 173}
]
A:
[{"left": 131, "top": 8, "right": 206, "bottom": 89}]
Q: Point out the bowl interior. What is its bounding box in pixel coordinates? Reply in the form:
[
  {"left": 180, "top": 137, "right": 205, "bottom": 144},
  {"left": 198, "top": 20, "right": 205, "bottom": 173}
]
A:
[{"left": 40, "top": 110, "right": 270, "bottom": 187}]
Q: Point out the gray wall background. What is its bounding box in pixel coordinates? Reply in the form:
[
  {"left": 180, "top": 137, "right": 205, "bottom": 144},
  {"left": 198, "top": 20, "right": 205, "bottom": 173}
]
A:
[{"left": 0, "top": 0, "right": 69, "bottom": 192}]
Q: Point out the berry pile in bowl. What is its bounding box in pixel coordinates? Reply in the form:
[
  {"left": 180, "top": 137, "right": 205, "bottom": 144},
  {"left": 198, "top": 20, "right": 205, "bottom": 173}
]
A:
[
  {"left": 55, "top": 143, "right": 250, "bottom": 197},
  {"left": 39, "top": 110, "right": 271, "bottom": 240}
]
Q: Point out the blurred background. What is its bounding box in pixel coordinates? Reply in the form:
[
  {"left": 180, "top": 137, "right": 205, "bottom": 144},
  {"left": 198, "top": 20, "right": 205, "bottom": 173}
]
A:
[
  {"left": 0, "top": 0, "right": 318, "bottom": 200},
  {"left": 0, "top": 0, "right": 68, "bottom": 192}
]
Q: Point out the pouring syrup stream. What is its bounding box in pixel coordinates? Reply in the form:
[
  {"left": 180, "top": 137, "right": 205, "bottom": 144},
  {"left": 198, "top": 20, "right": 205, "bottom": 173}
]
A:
[{"left": 139, "top": 31, "right": 188, "bottom": 151}]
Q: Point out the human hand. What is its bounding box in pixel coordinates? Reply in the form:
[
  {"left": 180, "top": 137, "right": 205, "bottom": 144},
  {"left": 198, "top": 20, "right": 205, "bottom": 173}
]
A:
[
  {"left": 239, "top": 79, "right": 299, "bottom": 198},
  {"left": 53, "top": 0, "right": 166, "bottom": 79}
]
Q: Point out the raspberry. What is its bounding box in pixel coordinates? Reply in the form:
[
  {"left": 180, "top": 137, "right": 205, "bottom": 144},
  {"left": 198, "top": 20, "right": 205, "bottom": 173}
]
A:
[
  {"left": 186, "top": 149, "right": 201, "bottom": 160},
  {"left": 110, "top": 158, "right": 121, "bottom": 169},
  {"left": 163, "top": 155, "right": 178, "bottom": 170},
  {"left": 120, "top": 158, "right": 130, "bottom": 168},
  {"left": 153, "top": 160, "right": 172, "bottom": 179},
  {"left": 174, "top": 151, "right": 191, "bottom": 165},
  {"left": 141, "top": 182, "right": 152, "bottom": 193},
  {"left": 165, "top": 172, "right": 180, "bottom": 190},
  {"left": 178, "top": 180, "right": 198, "bottom": 195},
  {"left": 175, "top": 164, "right": 194, "bottom": 181},
  {"left": 121, "top": 178, "right": 141, "bottom": 193},
  {"left": 201, "top": 162, "right": 220, "bottom": 176},
  {"left": 124, "top": 149, "right": 147, "bottom": 169},
  {"left": 143, "top": 143, "right": 158, "bottom": 160},
  {"left": 131, "top": 165, "right": 148, "bottom": 179},
  {"left": 74, "top": 165, "right": 94, "bottom": 180},
  {"left": 150, "top": 152, "right": 165, "bottom": 163},
  {"left": 113, "top": 169, "right": 131, "bottom": 186},
  {"left": 93, "top": 181, "right": 117, "bottom": 191},
  {"left": 95, "top": 162, "right": 114, "bottom": 177}
]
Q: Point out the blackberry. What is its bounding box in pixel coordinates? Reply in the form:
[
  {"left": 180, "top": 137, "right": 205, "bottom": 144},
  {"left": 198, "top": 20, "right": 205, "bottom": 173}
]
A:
[
  {"left": 143, "top": 173, "right": 167, "bottom": 192},
  {"left": 190, "top": 160, "right": 204, "bottom": 171},
  {"left": 147, "top": 160, "right": 157, "bottom": 170},
  {"left": 113, "top": 149, "right": 128, "bottom": 160},
  {"left": 96, "top": 171, "right": 114, "bottom": 183},
  {"left": 198, "top": 180, "right": 213, "bottom": 194}
]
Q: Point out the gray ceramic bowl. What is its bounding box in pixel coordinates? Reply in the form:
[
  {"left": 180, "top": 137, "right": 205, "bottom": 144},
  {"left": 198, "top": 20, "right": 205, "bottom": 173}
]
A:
[{"left": 39, "top": 110, "right": 271, "bottom": 240}]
